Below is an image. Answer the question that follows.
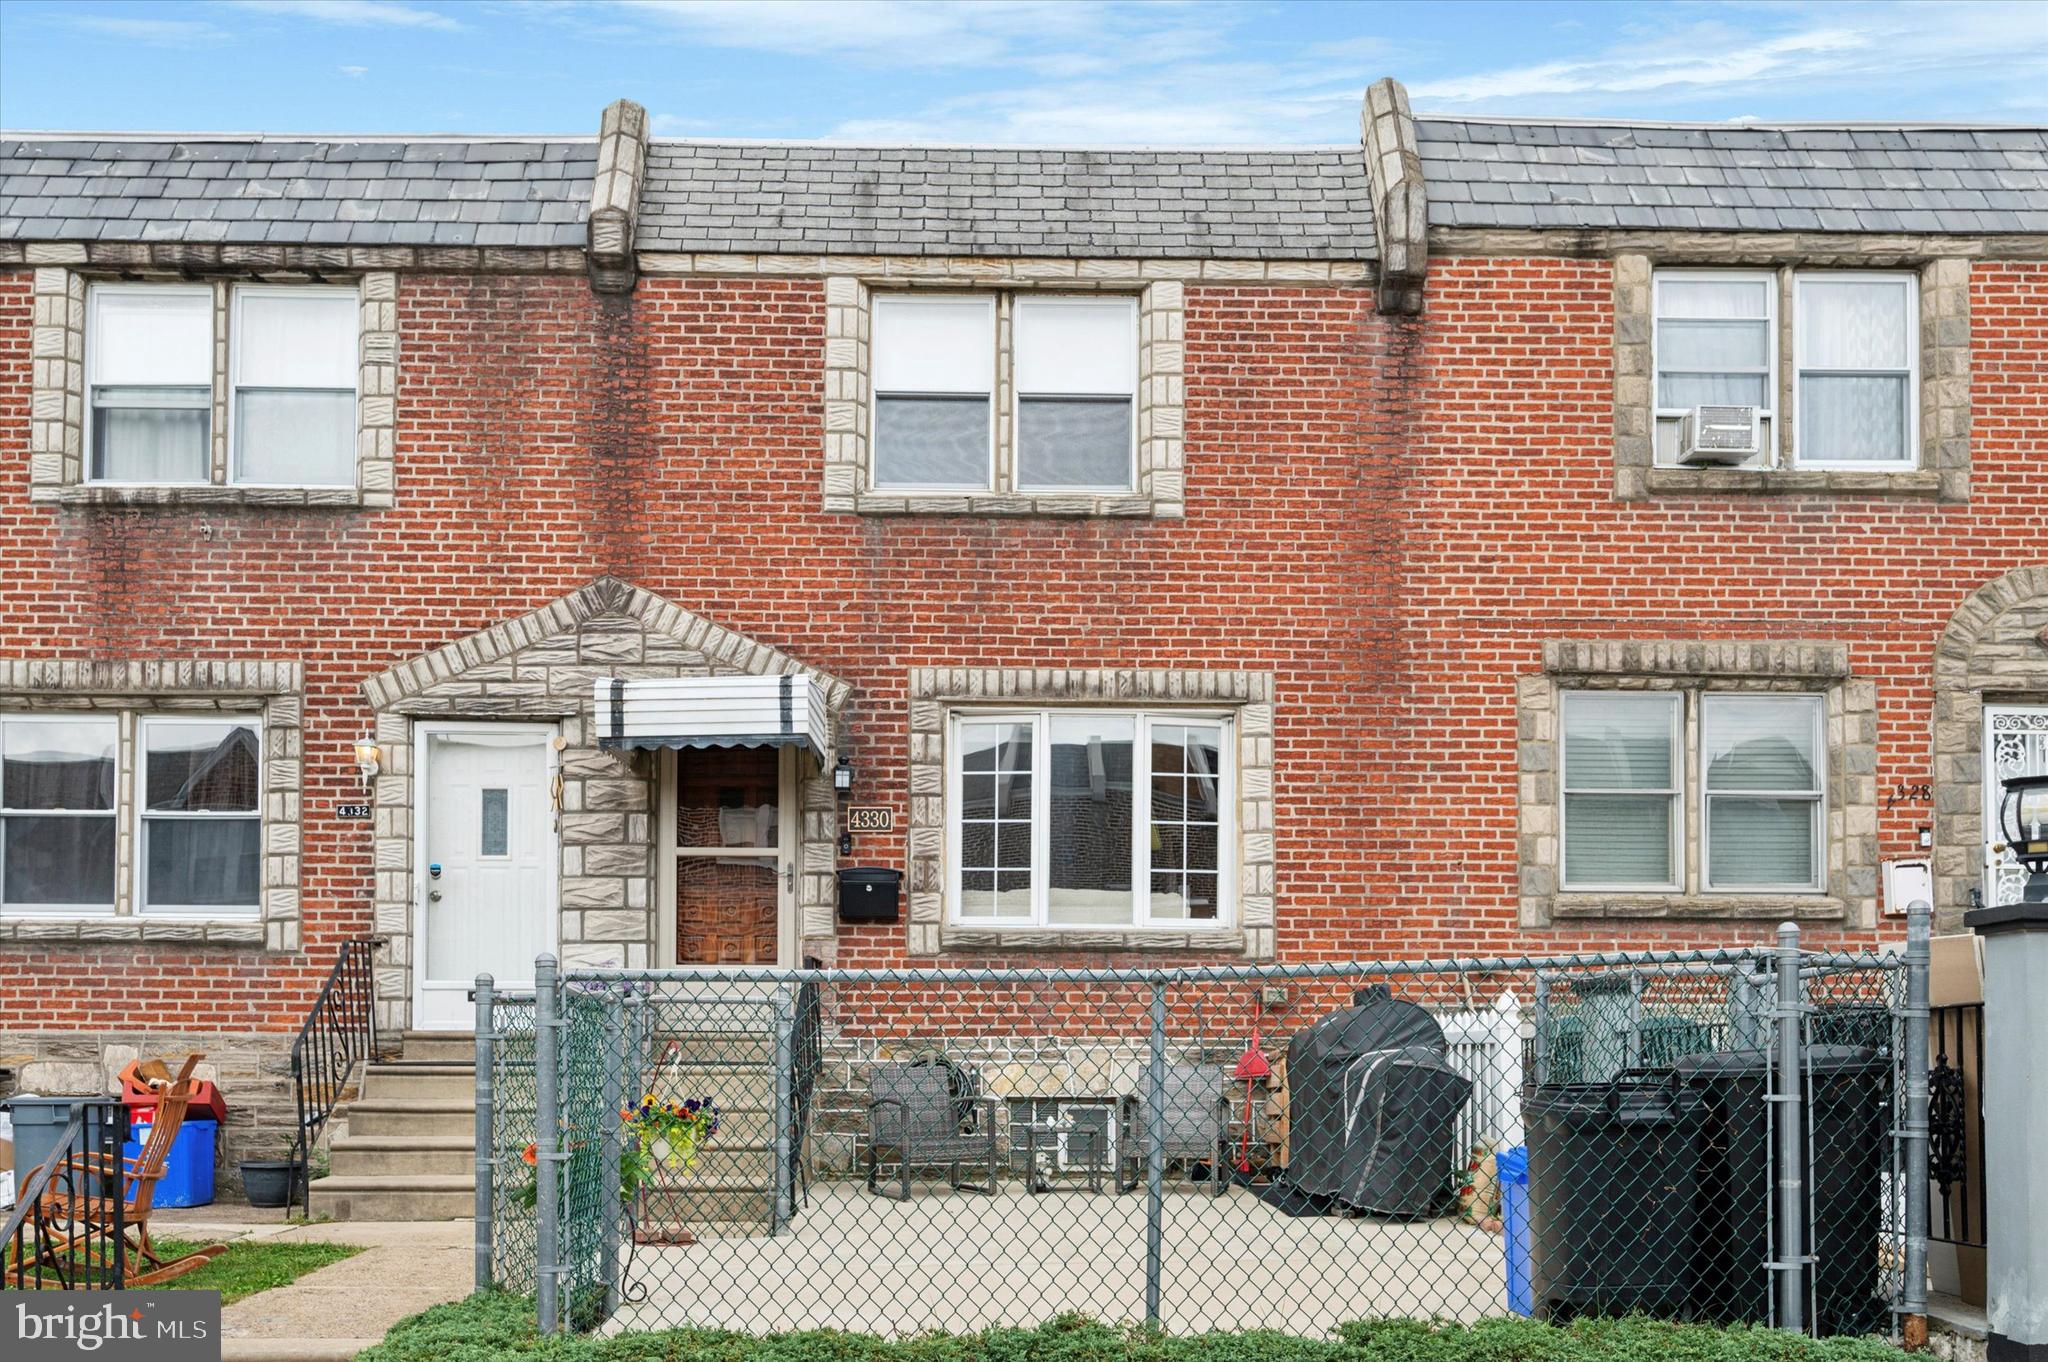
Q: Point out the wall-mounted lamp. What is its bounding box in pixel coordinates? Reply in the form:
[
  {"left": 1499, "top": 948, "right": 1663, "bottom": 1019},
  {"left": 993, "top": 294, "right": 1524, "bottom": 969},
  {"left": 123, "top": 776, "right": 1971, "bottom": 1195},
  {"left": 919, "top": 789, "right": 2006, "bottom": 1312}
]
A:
[
  {"left": 832, "top": 755, "right": 854, "bottom": 796},
  {"left": 354, "top": 739, "right": 383, "bottom": 790}
]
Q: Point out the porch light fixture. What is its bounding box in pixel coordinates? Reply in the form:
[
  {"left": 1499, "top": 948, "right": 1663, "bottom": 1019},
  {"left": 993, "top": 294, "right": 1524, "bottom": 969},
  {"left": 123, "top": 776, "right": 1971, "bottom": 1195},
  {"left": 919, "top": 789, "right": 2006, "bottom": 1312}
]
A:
[
  {"left": 354, "top": 739, "right": 383, "bottom": 789},
  {"left": 1996, "top": 774, "right": 2048, "bottom": 898},
  {"left": 833, "top": 755, "right": 854, "bottom": 796}
]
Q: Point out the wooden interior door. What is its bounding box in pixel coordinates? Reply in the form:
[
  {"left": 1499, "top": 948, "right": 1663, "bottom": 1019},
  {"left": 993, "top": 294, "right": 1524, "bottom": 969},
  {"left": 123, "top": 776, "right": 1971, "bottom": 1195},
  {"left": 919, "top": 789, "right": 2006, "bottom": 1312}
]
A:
[{"left": 674, "top": 745, "right": 787, "bottom": 965}]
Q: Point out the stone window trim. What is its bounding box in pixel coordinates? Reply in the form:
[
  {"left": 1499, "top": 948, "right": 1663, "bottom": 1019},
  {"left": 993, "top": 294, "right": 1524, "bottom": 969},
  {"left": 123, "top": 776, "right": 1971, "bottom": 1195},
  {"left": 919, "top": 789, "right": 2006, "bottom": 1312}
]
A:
[
  {"left": 1518, "top": 640, "right": 1877, "bottom": 927},
  {"left": 1931, "top": 566, "right": 2048, "bottom": 933},
  {"left": 1611, "top": 253, "right": 1970, "bottom": 503},
  {"left": 822, "top": 277, "right": 1185, "bottom": 519},
  {"left": 28, "top": 267, "right": 398, "bottom": 509},
  {"left": 358, "top": 577, "right": 851, "bottom": 1034},
  {"left": 0, "top": 659, "right": 304, "bottom": 950},
  {"left": 906, "top": 667, "right": 1274, "bottom": 958}
]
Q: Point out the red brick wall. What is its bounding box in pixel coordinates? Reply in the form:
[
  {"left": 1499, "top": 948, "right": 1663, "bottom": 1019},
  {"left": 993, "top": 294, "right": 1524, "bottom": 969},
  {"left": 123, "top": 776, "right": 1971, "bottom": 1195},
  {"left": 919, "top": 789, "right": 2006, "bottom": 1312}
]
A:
[{"left": 1, "top": 258, "right": 2041, "bottom": 1033}]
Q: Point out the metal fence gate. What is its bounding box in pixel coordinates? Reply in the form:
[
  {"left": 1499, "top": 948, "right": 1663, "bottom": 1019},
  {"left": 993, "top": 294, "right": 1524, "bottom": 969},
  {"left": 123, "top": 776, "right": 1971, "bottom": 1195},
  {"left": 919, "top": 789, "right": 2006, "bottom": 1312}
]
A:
[{"left": 477, "top": 910, "right": 1929, "bottom": 1342}]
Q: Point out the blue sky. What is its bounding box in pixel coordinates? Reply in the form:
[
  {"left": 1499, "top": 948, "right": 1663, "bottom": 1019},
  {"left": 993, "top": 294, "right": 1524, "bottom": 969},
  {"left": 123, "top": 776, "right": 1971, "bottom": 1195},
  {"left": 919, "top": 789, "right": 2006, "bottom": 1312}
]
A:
[{"left": 2, "top": 0, "right": 2044, "bottom": 141}]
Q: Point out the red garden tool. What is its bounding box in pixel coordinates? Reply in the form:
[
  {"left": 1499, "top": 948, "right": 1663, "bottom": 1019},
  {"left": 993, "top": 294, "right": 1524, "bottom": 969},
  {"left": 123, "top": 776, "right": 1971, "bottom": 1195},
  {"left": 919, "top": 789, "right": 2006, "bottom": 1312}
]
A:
[{"left": 1230, "top": 1004, "right": 1272, "bottom": 1174}]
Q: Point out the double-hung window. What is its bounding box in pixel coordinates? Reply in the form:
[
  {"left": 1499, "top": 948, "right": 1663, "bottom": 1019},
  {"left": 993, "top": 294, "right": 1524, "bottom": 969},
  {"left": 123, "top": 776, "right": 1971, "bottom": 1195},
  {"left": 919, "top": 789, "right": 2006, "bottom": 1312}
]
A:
[
  {"left": 1561, "top": 690, "right": 1826, "bottom": 895},
  {"left": 1793, "top": 273, "right": 1917, "bottom": 467},
  {"left": 1651, "top": 268, "right": 1920, "bottom": 471},
  {"left": 1561, "top": 693, "right": 1682, "bottom": 891},
  {"left": 871, "top": 292, "right": 1138, "bottom": 494},
  {"left": 0, "top": 717, "right": 118, "bottom": 914},
  {"left": 1701, "top": 695, "right": 1824, "bottom": 891},
  {"left": 231, "top": 286, "right": 359, "bottom": 486},
  {"left": 85, "top": 281, "right": 359, "bottom": 489},
  {"left": 139, "top": 717, "right": 262, "bottom": 915},
  {"left": 88, "top": 285, "right": 214, "bottom": 483},
  {"left": 950, "top": 709, "right": 1230, "bottom": 929}
]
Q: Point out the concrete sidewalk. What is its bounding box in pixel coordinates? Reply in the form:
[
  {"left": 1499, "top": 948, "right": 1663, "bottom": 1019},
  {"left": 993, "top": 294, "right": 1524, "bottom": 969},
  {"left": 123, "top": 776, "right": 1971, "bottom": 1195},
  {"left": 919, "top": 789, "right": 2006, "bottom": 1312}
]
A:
[{"left": 153, "top": 1208, "right": 471, "bottom": 1362}]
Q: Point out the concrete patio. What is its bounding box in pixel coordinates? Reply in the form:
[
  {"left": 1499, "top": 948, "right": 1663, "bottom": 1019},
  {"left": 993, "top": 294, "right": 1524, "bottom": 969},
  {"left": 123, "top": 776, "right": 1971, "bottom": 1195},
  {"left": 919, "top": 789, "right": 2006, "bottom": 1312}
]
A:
[{"left": 604, "top": 1180, "right": 1509, "bottom": 1336}]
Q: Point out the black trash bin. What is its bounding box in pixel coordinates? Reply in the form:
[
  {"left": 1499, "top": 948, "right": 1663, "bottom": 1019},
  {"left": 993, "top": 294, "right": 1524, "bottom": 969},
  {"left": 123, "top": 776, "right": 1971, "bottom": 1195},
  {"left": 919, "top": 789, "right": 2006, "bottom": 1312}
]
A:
[
  {"left": 1673, "top": 1045, "right": 1890, "bottom": 1336},
  {"left": 1524, "top": 1077, "right": 1703, "bottom": 1321}
]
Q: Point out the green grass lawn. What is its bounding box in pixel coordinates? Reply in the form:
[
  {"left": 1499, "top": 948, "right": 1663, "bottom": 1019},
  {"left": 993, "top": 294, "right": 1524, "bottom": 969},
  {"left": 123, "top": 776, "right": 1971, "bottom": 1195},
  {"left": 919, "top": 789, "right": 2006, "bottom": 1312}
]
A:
[
  {"left": 4, "top": 1234, "right": 359, "bottom": 1305},
  {"left": 358, "top": 1292, "right": 1910, "bottom": 1362}
]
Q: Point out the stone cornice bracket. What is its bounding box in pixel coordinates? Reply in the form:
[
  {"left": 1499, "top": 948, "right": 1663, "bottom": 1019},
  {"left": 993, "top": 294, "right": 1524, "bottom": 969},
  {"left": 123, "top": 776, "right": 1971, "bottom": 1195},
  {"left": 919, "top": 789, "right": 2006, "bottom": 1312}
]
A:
[
  {"left": 588, "top": 98, "right": 649, "bottom": 295},
  {"left": 1361, "top": 77, "right": 1428, "bottom": 315}
]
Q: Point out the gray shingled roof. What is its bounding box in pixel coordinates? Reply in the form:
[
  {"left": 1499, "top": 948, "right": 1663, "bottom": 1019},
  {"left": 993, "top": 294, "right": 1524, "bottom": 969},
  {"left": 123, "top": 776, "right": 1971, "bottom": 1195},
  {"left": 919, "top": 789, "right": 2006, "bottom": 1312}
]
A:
[
  {"left": 1416, "top": 117, "right": 2048, "bottom": 234},
  {"left": 636, "top": 143, "right": 1374, "bottom": 258},
  {"left": 0, "top": 136, "right": 596, "bottom": 247}
]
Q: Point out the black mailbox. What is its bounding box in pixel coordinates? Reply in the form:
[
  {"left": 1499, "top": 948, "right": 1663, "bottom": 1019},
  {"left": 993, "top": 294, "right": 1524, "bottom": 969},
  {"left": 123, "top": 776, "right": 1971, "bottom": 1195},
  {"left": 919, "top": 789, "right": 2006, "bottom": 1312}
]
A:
[{"left": 838, "top": 867, "right": 902, "bottom": 924}]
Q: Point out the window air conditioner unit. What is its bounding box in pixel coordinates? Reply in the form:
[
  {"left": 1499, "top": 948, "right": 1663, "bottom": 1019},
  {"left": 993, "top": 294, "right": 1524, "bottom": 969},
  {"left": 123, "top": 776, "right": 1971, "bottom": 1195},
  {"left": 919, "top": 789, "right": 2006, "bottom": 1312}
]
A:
[{"left": 1678, "top": 404, "right": 1762, "bottom": 465}]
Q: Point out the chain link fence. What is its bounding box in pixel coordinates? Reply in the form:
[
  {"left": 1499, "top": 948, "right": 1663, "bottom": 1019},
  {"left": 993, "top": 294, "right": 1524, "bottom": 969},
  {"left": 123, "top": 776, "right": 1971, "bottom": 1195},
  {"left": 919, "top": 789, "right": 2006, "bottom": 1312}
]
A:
[{"left": 478, "top": 913, "right": 1928, "bottom": 1344}]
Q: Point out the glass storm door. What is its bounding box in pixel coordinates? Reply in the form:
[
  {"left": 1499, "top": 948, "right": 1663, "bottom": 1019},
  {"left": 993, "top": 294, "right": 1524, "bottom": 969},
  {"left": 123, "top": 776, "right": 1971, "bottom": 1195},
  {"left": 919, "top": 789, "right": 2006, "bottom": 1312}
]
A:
[
  {"left": 1984, "top": 705, "right": 2048, "bottom": 908},
  {"left": 668, "top": 745, "right": 796, "bottom": 966},
  {"left": 415, "top": 726, "right": 554, "bottom": 1030}
]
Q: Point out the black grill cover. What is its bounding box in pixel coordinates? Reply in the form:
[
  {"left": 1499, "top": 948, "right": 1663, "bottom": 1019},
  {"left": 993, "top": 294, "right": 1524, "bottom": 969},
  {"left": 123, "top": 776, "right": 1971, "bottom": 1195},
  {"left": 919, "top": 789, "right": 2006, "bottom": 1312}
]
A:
[
  {"left": 1332, "top": 1045, "right": 1474, "bottom": 1216},
  {"left": 1282, "top": 985, "right": 1466, "bottom": 1214}
]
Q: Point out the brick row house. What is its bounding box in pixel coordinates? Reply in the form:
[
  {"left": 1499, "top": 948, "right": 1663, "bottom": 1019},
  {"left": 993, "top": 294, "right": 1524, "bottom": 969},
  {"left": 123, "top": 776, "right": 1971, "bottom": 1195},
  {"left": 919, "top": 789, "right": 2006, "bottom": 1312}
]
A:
[{"left": 1, "top": 81, "right": 2044, "bottom": 1193}]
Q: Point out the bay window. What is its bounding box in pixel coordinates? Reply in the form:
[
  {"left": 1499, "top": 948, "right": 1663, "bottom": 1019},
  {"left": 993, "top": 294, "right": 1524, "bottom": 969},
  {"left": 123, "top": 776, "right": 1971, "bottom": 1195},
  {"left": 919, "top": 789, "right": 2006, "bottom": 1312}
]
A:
[
  {"left": 1, "top": 717, "right": 118, "bottom": 914},
  {"left": 950, "top": 709, "right": 1231, "bottom": 929}
]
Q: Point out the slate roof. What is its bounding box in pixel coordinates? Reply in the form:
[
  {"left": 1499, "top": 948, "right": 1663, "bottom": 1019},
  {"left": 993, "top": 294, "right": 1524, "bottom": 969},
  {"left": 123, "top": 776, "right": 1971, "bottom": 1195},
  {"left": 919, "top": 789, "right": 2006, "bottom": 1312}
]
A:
[
  {"left": 634, "top": 143, "right": 1375, "bottom": 259},
  {"left": 1415, "top": 117, "right": 2048, "bottom": 235},
  {"left": 0, "top": 136, "right": 597, "bottom": 247}
]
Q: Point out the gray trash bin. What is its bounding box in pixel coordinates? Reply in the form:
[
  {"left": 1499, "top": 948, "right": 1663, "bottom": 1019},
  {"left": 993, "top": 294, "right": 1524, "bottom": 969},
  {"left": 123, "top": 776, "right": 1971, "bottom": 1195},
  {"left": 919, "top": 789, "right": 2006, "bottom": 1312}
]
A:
[{"left": 5, "top": 1097, "right": 123, "bottom": 1195}]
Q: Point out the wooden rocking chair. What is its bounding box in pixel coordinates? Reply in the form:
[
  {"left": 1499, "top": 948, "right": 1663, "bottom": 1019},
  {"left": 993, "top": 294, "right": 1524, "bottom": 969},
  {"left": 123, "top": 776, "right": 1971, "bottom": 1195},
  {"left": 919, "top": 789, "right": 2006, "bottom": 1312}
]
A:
[{"left": 23, "top": 1054, "right": 226, "bottom": 1287}]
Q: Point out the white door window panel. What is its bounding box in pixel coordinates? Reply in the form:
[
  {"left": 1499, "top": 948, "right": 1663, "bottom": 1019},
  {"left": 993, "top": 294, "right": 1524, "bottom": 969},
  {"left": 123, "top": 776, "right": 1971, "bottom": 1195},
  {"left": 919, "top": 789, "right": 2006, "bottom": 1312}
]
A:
[{"left": 1985, "top": 706, "right": 2048, "bottom": 909}]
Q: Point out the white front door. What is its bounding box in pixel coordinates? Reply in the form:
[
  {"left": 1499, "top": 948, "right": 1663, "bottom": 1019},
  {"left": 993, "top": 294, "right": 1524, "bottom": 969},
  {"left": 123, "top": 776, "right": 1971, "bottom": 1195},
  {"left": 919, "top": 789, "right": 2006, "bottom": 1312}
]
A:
[
  {"left": 415, "top": 724, "right": 557, "bottom": 1030},
  {"left": 1984, "top": 705, "right": 2048, "bottom": 908}
]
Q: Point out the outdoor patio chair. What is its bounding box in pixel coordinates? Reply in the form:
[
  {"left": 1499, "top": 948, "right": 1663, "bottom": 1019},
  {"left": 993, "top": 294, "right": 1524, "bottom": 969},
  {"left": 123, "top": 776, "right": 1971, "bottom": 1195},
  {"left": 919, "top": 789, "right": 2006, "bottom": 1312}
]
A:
[
  {"left": 1118, "top": 1063, "right": 1232, "bottom": 1196},
  {"left": 863, "top": 1060, "right": 1002, "bottom": 1200},
  {"left": 17, "top": 1054, "right": 226, "bottom": 1287}
]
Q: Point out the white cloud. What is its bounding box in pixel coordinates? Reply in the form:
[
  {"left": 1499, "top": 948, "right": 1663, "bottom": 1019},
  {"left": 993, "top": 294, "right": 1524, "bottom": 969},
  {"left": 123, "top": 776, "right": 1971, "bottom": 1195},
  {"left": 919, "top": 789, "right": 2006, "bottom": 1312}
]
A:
[
  {"left": 67, "top": 15, "right": 230, "bottom": 45},
  {"left": 225, "top": 0, "right": 463, "bottom": 30},
  {"left": 340, "top": 64, "right": 370, "bottom": 77},
  {"left": 1406, "top": 2, "right": 2048, "bottom": 117}
]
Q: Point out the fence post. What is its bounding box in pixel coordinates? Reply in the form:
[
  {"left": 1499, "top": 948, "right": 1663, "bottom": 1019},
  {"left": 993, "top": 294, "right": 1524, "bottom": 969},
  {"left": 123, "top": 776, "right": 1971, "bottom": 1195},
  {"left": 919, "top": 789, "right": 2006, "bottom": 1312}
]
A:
[
  {"left": 1773, "top": 921, "right": 1808, "bottom": 1334},
  {"left": 772, "top": 987, "right": 796, "bottom": 1233},
  {"left": 1532, "top": 973, "right": 1550, "bottom": 1083},
  {"left": 475, "top": 973, "right": 495, "bottom": 1293},
  {"left": 599, "top": 989, "right": 624, "bottom": 1316},
  {"left": 1899, "top": 901, "right": 1932, "bottom": 1346},
  {"left": 1145, "top": 977, "right": 1167, "bottom": 1329},
  {"left": 534, "top": 954, "right": 561, "bottom": 1336}
]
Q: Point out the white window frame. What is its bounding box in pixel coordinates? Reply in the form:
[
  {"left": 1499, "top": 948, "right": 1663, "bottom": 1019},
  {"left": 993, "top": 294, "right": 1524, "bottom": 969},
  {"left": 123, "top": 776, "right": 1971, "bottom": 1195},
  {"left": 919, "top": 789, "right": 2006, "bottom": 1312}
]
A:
[
  {"left": 1651, "top": 269, "right": 1779, "bottom": 468},
  {"left": 0, "top": 713, "right": 119, "bottom": 917},
  {"left": 944, "top": 708, "right": 1235, "bottom": 931},
  {"left": 227, "top": 282, "right": 361, "bottom": 489},
  {"left": 1700, "top": 693, "right": 1827, "bottom": 894},
  {"left": 869, "top": 292, "right": 998, "bottom": 494},
  {"left": 84, "top": 282, "right": 214, "bottom": 487},
  {"left": 1791, "top": 271, "right": 1920, "bottom": 471},
  {"left": 1559, "top": 691, "right": 1684, "bottom": 893},
  {"left": 136, "top": 714, "right": 263, "bottom": 918},
  {"left": 1011, "top": 295, "right": 1140, "bottom": 496}
]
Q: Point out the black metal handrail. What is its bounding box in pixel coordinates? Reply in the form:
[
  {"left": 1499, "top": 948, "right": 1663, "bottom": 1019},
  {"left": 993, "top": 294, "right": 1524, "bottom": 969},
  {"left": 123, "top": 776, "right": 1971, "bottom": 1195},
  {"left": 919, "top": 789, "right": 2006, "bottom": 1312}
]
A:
[
  {"left": 1928, "top": 1000, "right": 1986, "bottom": 1251},
  {"left": 289, "top": 936, "right": 383, "bottom": 1216},
  {"left": 1, "top": 1099, "right": 126, "bottom": 1291}
]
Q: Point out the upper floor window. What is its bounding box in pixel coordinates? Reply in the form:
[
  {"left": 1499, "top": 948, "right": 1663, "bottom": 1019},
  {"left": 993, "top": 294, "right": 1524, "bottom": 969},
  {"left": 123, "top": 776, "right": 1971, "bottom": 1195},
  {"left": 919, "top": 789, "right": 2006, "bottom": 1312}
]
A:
[
  {"left": 871, "top": 292, "right": 1138, "bottom": 494},
  {"left": 85, "top": 282, "right": 359, "bottom": 489},
  {"left": 947, "top": 708, "right": 1232, "bottom": 930},
  {"left": 1651, "top": 268, "right": 1917, "bottom": 471}
]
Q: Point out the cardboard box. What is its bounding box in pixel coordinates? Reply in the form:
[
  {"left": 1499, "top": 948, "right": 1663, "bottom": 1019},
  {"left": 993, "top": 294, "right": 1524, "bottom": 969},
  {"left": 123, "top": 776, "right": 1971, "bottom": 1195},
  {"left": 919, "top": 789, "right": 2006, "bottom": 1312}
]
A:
[{"left": 1929, "top": 933, "right": 1985, "bottom": 1007}]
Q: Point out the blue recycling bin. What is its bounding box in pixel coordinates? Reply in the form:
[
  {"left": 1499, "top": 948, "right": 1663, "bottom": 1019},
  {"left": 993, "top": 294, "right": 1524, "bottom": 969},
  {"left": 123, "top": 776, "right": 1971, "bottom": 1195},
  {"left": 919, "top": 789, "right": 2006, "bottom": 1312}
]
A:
[
  {"left": 1496, "top": 1145, "right": 1533, "bottom": 1316},
  {"left": 122, "top": 1117, "right": 217, "bottom": 1208}
]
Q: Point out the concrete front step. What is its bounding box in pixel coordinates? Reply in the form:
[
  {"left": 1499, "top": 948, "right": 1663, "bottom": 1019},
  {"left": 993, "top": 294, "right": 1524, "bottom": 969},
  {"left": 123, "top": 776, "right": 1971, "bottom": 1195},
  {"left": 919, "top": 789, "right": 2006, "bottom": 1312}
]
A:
[
  {"left": 398, "top": 1030, "right": 480, "bottom": 1063},
  {"left": 365, "top": 1061, "right": 475, "bottom": 1101},
  {"left": 347, "top": 1099, "right": 478, "bottom": 1139},
  {"left": 307, "top": 1173, "right": 473, "bottom": 1221},
  {"left": 330, "top": 1134, "right": 476, "bottom": 1178}
]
